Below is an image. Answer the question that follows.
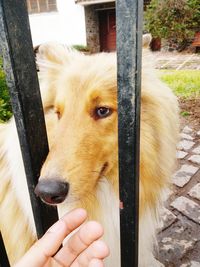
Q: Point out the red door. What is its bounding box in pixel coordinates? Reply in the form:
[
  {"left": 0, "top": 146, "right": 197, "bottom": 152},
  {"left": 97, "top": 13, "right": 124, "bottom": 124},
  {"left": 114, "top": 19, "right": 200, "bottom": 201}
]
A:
[{"left": 99, "top": 10, "right": 116, "bottom": 52}]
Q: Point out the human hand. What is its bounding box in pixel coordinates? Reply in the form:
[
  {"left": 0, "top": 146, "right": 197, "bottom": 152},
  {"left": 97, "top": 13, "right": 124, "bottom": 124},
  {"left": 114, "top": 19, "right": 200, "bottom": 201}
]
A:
[{"left": 14, "top": 208, "right": 109, "bottom": 267}]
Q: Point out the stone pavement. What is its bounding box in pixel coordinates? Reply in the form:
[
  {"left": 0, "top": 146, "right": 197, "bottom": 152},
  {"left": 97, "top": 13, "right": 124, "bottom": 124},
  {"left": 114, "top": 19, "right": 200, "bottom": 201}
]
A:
[
  {"left": 154, "top": 52, "right": 200, "bottom": 70},
  {"left": 155, "top": 126, "right": 200, "bottom": 267}
]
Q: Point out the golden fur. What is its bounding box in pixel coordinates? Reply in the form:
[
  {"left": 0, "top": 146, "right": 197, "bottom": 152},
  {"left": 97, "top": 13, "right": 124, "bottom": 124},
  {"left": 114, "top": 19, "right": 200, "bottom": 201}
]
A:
[{"left": 0, "top": 39, "right": 179, "bottom": 266}]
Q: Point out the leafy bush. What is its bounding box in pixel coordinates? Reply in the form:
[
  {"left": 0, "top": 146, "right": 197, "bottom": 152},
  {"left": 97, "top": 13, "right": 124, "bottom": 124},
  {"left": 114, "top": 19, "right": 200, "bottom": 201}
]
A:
[
  {"left": 72, "top": 44, "right": 90, "bottom": 52},
  {"left": 0, "top": 58, "right": 12, "bottom": 122},
  {"left": 145, "top": 0, "right": 200, "bottom": 47}
]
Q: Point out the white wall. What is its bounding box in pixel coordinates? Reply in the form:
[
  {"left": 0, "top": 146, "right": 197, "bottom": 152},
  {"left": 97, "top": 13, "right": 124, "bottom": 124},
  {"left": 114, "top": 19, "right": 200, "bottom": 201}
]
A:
[{"left": 29, "top": 0, "right": 86, "bottom": 46}]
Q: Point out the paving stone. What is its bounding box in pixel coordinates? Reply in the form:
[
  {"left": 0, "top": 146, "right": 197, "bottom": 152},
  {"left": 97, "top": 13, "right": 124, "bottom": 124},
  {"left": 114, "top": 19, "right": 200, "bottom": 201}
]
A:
[
  {"left": 197, "top": 130, "right": 200, "bottom": 136},
  {"left": 171, "top": 196, "right": 200, "bottom": 224},
  {"left": 177, "top": 150, "right": 188, "bottom": 159},
  {"left": 159, "top": 237, "right": 196, "bottom": 263},
  {"left": 188, "top": 155, "right": 200, "bottom": 164},
  {"left": 183, "top": 126, "right": 193, "bottom": 134},
  {"left": 193, "top": 146, "right": 200, "bottom": 154},
  {"left": 181, "top": 261, "right": 200, "bottom": 267},
  {"left": 191, "top": 261, "right": 200, "bottom": 267},
  {"left": 188, "top": 183, "right": 200, "bottom": 201},
  {"left": 177, "top": 140, "right": 195, "bottom": 151},
  {"left": 180, "top": 133, "right": 194, "bottom": 140},
  {"left": 157, "top": 208, "right": 177, "bottom": 232},
  {"left": 172, "top": 165, "right": 199, "bottom": 187},
  {"left": 156, "top": 217, "right": 200, "bottom": 266},
  {"left": 162, "top": 188, "right": 173, "bottom": 202}
]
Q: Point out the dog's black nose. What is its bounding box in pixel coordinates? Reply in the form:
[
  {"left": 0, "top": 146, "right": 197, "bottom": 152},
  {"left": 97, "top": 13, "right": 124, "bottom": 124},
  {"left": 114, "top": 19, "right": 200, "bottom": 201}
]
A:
[{"left": 34, "top": 179, "right": 69, "bottom": 205}]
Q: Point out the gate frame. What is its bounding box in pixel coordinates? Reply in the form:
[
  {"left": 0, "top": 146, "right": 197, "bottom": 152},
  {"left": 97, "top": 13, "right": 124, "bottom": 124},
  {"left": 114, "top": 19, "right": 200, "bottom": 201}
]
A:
[{"left": 0, "top": 0, "right": 143, "bottom": 266}]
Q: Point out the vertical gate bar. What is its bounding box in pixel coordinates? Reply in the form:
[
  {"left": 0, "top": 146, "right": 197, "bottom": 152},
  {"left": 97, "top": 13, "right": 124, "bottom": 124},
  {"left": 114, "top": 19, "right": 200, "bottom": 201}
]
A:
[
  {"left": 0, "top": 232, "right": 10, "bottom": 267},
  {"left": 116, "top": 0, "right": 143, "bottom": 266},
  {"left": 0, "top": 0, "right": 58, "bottom": 238}
]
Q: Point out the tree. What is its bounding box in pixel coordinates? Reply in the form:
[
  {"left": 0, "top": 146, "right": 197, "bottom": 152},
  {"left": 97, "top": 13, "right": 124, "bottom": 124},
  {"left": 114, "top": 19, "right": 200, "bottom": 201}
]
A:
[{"left": 145, "top": 0, "right": 200, "bottom": 49}]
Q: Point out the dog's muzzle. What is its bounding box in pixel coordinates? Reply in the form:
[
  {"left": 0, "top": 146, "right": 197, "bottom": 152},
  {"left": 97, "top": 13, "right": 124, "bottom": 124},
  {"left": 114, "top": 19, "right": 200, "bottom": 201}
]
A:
[{"left": 34, "top": 179, "right": 69, "bottom": 205}]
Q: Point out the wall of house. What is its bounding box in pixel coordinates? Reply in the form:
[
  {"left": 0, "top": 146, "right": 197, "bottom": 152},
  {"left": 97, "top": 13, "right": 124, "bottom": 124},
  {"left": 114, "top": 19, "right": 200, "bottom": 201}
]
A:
[
  {"left": 85, "top": 5, "right": 100, "bottom": 53},
  {"left": 29, "top": 0, "right": 86, "bottom": 46},
  {"left": 84, "top": 1, "right": 151, "bottom": 53},
  {"left": 84, "top": 2, "right": 115, "bottom": 53}
]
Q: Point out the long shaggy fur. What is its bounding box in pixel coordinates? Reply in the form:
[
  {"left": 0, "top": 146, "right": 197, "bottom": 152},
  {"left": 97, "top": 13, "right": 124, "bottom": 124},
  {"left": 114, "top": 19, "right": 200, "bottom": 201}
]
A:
[{"left": 0, "top": 38, "right": 179, "bottom": 266}]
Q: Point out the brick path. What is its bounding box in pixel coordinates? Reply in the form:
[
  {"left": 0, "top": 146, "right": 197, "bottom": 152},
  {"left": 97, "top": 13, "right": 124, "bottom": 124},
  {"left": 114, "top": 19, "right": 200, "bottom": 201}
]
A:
[{"left": 156, "top": 126, "right": 200, "bottom": 267}]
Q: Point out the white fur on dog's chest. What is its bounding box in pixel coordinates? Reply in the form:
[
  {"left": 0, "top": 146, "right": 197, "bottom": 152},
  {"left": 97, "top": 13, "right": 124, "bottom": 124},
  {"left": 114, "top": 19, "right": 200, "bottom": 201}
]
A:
[
  {"left": 95, "top": 180, "right": 160, "bottom": 267},
  {"left": 96, "top": 179, "right": 121, "bottom": 267},
  {"left": 58, "top": 178, "right": 121, "bottom": 267}
]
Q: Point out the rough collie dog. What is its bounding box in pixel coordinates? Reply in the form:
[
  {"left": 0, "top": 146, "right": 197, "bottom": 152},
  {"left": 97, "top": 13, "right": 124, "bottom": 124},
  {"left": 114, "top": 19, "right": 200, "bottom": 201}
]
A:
[{"left": 0, "top": 36, "right": 179, "bottom": 266}]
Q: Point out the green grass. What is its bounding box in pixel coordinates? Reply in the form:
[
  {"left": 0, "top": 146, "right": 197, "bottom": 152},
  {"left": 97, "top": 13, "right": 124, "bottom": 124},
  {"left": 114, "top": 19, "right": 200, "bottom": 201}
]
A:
[
  {"left": 180, "top": 111, "right": 190, "bottom": 117},
  {"left": 0, "top": 58, "right": 12, "bottom": 122},
  {"left": 160, "top": 70, "right": 200, "bottom": 99}
]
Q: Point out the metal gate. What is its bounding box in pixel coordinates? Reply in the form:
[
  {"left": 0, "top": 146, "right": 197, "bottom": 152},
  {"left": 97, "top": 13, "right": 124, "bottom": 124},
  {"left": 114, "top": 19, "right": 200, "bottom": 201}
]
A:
[{"left": 0, "top": 0, "right": 143, "bottom": 266}]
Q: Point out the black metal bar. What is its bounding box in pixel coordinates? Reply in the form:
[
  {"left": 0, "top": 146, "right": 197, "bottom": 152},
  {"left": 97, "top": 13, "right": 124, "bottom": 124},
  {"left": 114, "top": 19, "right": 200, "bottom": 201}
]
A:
[
  {"left": 116, "top": 0, "right": 143, "bottom": 266},
  {"left": 0, "top": 0, "right": 58, "bottom": 238},
  {"left": 0, "top": 232, "right": 10, "bottom": 267}
]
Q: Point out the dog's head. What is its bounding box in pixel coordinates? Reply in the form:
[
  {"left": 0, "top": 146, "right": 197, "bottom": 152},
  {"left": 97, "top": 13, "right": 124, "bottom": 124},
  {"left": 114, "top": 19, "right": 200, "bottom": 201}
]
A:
[{"left": 34, "top": 44, "right": 118, "bottom": 206}]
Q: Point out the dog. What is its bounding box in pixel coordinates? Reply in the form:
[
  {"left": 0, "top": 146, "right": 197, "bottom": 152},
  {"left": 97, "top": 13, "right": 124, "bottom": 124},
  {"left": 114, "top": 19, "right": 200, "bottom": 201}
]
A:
[{"left": 0, "top": 35, "right": 179, "bottom": 266}]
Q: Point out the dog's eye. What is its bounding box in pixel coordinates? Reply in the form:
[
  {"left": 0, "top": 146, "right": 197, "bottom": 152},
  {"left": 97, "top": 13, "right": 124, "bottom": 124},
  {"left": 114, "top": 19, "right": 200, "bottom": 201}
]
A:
[{"left": 95, "top": 107, "right": 112, "bottom": 119}]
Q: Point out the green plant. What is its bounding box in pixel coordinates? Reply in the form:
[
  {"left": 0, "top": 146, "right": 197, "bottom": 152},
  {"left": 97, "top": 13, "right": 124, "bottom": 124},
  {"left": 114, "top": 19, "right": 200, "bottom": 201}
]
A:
[
  {"left": 72, "top": 44, "right": 90, "bottom": 52},
  {"left": 160, "top": 70, "right": 200, "bottom": 99},
  {"left": 180, "top": 111, "right": 190, "bottom": 117},
  {"left": 145, "top": 0, "right": 200, "bottom": 47},
  {"left": 0, "top": 58, "right": 12, "bottom": 122}
]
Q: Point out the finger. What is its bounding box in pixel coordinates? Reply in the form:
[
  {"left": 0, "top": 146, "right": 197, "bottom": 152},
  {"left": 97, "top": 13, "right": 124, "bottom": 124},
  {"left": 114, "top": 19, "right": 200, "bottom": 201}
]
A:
[
  {"left": 54, "top": 221, "right": 105, "bottom": 266},
  {"left": 88, "top": 258, "right": 104, "bottom": 267},
  {"left": 71, "top": 240, "right": 109, "bottom": 267},
  {"left": 14, "top": 209, "right": 87, "bottom": 267}
]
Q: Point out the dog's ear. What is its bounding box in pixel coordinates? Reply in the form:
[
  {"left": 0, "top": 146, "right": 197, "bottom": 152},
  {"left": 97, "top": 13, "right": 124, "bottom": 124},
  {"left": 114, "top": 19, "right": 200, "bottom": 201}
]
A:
[
  {"left": 36, "top": 43, "right": 78, "bottom": 72},
  {"left": 37, "top": 43, "right": 71, "bottom": 65},
  {"left": 142, "top": 34, "right": 152, "bottom": 48}
]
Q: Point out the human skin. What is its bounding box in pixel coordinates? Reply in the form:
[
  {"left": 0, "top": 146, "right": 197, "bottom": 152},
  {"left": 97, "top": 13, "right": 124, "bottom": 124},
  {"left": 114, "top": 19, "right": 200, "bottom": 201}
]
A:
[{"left": 13, "top": 208, "right": 109, "bottom": 267}]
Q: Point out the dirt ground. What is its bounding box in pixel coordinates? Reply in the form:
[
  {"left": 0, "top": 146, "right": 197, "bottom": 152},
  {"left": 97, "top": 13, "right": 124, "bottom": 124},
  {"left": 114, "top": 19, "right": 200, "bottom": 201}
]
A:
[{"left": 179, "top": 98, "right": 200, "bottom": 133}]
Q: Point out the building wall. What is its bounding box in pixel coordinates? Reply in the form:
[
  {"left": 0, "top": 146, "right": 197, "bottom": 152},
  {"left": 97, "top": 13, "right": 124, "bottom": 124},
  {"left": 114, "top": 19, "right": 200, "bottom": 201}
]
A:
[
  {"left": 83, "top": 1, "right": 151, "bottom": 53},
  {"left": 84, "top": 2, "right": 115, "bottom": 53},
  {"left": 85, "top": 5, "right": 100, "bottom": 53},
  {"left": 29, "top": 0, "right": 86, "bottom": 46}
]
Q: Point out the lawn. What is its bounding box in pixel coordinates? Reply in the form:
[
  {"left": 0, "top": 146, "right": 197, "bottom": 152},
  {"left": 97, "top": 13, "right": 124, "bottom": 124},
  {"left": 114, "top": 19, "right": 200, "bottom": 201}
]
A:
[{"left": 160, "top": 70, "right": 200, "bottom": 99}]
